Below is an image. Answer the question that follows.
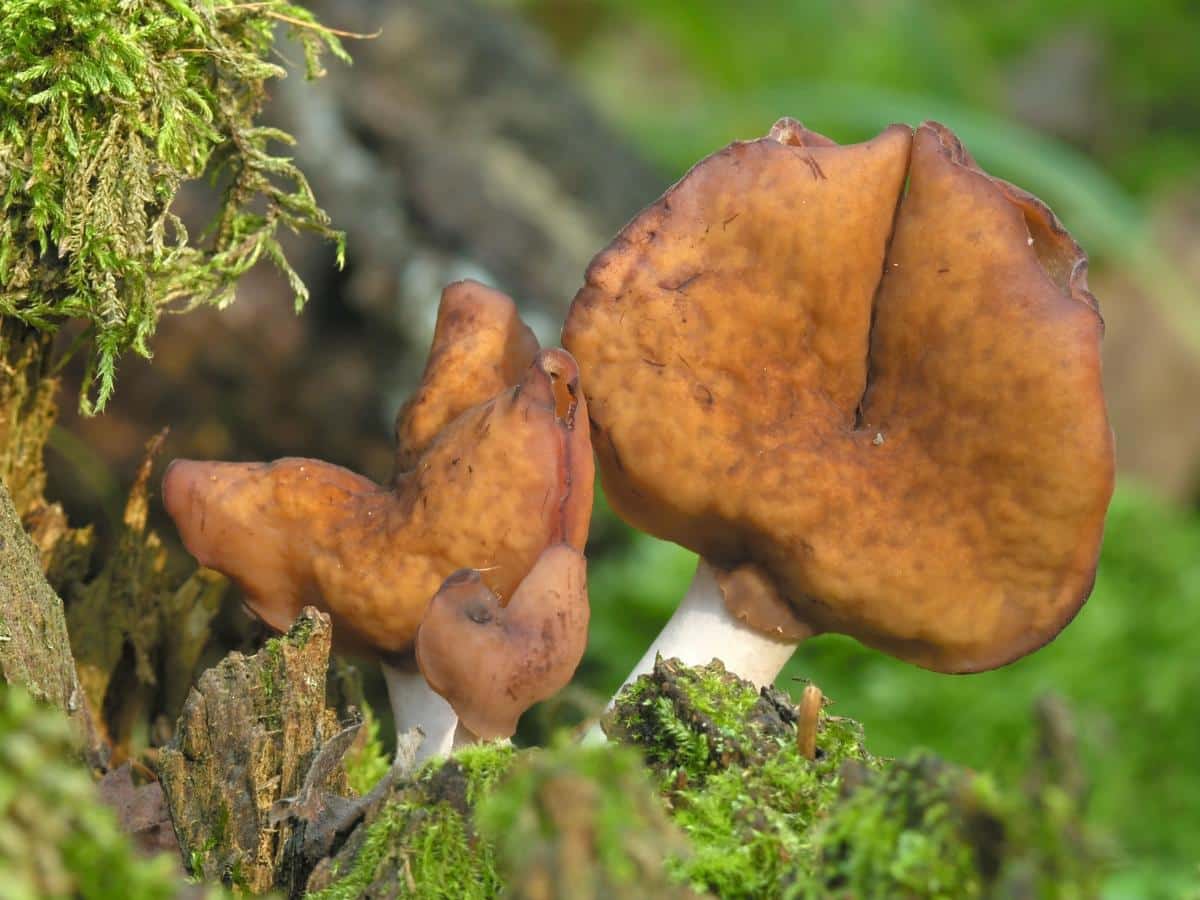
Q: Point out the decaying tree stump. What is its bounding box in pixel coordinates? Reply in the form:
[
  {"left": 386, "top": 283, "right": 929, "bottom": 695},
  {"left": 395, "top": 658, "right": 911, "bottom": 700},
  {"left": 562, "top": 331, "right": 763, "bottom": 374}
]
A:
[{"left": 158, "top": 609, "right": 350, "bottom": 893}]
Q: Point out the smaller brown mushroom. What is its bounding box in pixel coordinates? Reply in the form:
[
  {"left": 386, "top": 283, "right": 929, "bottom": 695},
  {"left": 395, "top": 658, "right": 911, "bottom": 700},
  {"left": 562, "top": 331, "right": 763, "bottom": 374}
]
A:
[
  {"left": 164, "top": 280, "right": 593, "bottom": 763},
  {"left": 416, "top": 543, "right": 590, "bottom": 741}
]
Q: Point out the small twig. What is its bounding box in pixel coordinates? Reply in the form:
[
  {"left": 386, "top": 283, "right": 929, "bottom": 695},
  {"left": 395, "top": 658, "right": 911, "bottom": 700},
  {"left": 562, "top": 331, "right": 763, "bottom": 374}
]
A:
[{"left": 797, "top": 683, "right": 823, "bottom": 760}]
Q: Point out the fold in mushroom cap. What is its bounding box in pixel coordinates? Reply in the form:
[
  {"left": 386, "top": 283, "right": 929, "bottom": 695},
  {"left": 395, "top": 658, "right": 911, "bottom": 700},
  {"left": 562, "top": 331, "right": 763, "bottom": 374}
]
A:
[
  {"left": 415, "top": 543, "right": 589, "bottom": 739},
  {"left": 164, "top": 302, "right": 592, "bottom": 660},
  {"left": 562, "top": 118, "right": 1114, "bottom": 673}
]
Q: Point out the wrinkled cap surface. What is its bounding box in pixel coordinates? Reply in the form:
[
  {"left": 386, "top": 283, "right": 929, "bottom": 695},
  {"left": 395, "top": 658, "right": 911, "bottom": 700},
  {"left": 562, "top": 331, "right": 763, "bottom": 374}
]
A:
[
  {"left": 562, "top": 118, "right": 1114, "bottom": 673},
  {"left": 394, "top": 280, "right": 540, "bottom": 473},
  {"left": 415, "top": 543, "right": 590, "bottom": 739},
  {"left": 164, "top": 286, "right": 592, "bottom": 659}
]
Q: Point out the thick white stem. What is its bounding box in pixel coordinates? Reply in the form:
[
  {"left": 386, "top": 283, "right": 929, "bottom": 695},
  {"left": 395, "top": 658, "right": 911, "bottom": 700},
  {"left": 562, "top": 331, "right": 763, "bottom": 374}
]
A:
[
  {"left": 381, "top": 662, "right": 461, "bottom": 766},
  {"left": 624, "top": 559, "right": 800, "bottom": 688},
  {"left": 583, "top": 559, "right": 800, "bottom": 744}
]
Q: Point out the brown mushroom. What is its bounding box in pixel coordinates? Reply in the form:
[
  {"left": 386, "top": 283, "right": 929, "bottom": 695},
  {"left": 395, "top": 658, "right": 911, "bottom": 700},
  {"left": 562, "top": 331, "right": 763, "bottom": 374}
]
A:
[
  {"left": 416, "top": 543, "right": 589, "bottom": 740},
  {"left": 563, "top": 119, "right": 1113, "bottom": 697},
  {"left": 164, "top": 281, "right": 593, "bottom": 760}
]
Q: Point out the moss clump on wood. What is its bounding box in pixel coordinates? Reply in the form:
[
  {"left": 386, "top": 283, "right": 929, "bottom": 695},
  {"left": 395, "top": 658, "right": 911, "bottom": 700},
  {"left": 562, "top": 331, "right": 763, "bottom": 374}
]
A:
[
  {"left": 157, "top": 608, "right": 347, "bottom": 894},
  {"left": 476, "top": 741, "right": 701, "bottom": 900},
  {"left": 0, "top": 0, "right": 348, "bottom": 412},
  {"left": 607, "top": 658, "right": 880, "bottom": 897},
  {"left": 307, "top": 743, "right": 515, "bottom": 899},
  {"left": 613, "top": 658, "right": 1101, "bottom": 899},
  {"left": 813, "top": 755, "right": 991, "bottom": 898},
  {"left": 811, "top": 749, "right": 1104, "bottom": 898},
  {"left": 302, "top": 658, "right": 1098, "bottom": 899}
]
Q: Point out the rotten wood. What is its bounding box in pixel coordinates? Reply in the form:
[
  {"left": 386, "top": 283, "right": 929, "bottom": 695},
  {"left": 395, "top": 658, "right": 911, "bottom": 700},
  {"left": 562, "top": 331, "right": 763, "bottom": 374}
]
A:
[{"left": 157, "top": 608, "right": 350, "bottom": 894}]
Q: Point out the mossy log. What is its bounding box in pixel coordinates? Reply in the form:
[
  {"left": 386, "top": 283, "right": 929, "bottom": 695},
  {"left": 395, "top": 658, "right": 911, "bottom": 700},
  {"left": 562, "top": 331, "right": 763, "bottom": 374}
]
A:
[
  {"left": 300, "top": 658, "right": 1100, "bottom": 899},
  {"left": 0, "top": 322, "right": 77, "bottom": 714},
  {"left": 1, "top": 330, "right": 227, "bottom": 763},
  {"left": 0, "top": 320, "right": 95, "bottom": 750}
]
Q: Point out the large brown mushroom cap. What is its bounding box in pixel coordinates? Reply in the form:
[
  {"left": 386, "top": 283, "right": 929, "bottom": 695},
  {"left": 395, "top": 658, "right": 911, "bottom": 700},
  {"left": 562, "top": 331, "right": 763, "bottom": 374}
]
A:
[
  {"left": 415, "top": 543, "right": 590, "bottom": 739},
  {"left": 562, "top": 119, "right": 1114, "bottom": 673},
  {"left": 164, "top": 300, "right": 592, "bottom": 658}
]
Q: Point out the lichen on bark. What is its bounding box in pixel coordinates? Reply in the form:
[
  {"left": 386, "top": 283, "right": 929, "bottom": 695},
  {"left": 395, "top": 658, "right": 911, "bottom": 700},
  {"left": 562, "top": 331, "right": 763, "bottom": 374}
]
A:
[{"left": 0, "top": 327, "right": 93, "bottom": 748}]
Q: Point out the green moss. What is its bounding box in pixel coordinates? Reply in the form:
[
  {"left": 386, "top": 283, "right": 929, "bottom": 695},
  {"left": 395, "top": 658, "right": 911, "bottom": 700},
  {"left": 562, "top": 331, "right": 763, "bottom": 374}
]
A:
[
  {"left": 286, "top": 612, "right": 317, "bottom": 648},
  {"left": 187, "top": 799, "right": 231, "bottom": 882},
  {"left": 311, "top": 742, "right": 515, "bottom": 900},
  {"left": 811, "top": 755, "right": 985, "bottom": 899},
  {"left": 0, "top": 0, "right": 348, "bottom": 412},
  {"left": 257, "top": 614, "right": 313, "bottom": 730},
  {"left": 603, "top": 658, "right": 1098, "bottom": 899},
  {"left": 0, "top": 682, "right": 209, "bottom": 899},
  {"left": 605, "top": 657, "right": 794, "bottom": 784},
  {"left": 310, "top": 660, "right": 1100, "bottom": 899},
  {"left": 257, "top": 637, "right": 284, "bottom": 730},
  {"left": 321, "top": 802, "right": 495, "bottom": 900},
  {"left": 667, "top": 717, "right": 877, "bottom": 898},
  {"left": 608, "top": 659, "right": 878, "bottom": 897},
  {"left": 805, "top": 750, "right": 1101, "bottom": 898},
  {"left": 343, "top": 704, "right": 390, "bottom": 797},
  {"left": 444, "top": 742, "right": 519, "bottom": 807},
  {"left": 476, "top": 740, "right": 696, "bottom": 898}
]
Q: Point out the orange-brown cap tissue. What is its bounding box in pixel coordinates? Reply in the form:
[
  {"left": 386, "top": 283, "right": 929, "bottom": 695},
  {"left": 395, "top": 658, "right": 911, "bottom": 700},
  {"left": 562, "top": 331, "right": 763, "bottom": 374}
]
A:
[
  {"left": 394, "top": 280, "right": 540, "bottom": 473},
  {"left": 563, "top": 119, "right": 1113, "bottom": 675}
]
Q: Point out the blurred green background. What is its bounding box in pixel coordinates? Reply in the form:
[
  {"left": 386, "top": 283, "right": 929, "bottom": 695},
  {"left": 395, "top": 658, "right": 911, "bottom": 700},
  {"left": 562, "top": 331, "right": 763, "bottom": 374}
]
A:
[{"left": 498, "top": 2, "right": 1200, "bottom": 897}]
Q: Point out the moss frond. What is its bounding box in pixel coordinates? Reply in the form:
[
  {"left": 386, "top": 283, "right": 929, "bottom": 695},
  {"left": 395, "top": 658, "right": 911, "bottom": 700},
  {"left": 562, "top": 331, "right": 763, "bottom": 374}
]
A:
[{"left": 0, "top": 0, "right": 349, "bottom": 412}]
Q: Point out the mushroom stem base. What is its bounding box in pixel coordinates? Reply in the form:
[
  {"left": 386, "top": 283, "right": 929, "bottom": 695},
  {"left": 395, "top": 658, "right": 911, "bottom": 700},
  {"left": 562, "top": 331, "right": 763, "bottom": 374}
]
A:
[
  {"left": 381, "top": 662, "right": 462, "bottom": 765},
  {"left": 584, "top": 559, "right": 801, "bottom": 744}
]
